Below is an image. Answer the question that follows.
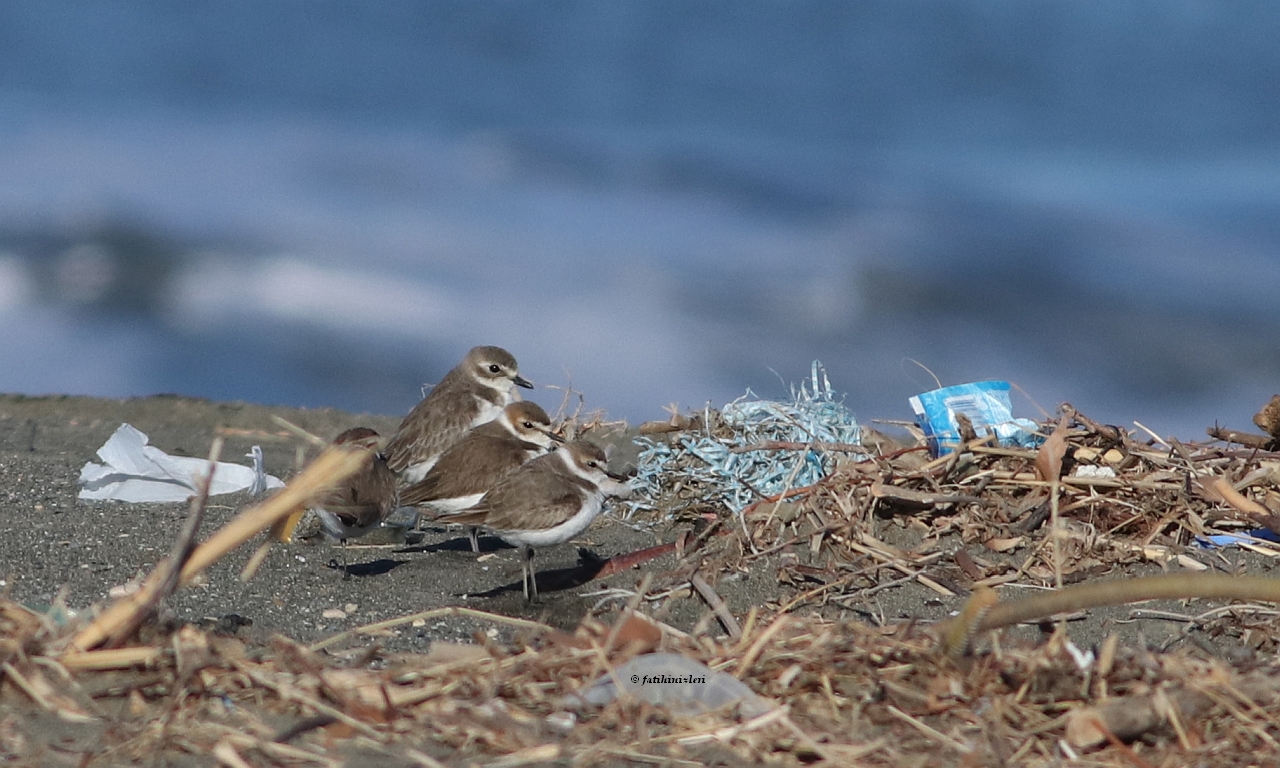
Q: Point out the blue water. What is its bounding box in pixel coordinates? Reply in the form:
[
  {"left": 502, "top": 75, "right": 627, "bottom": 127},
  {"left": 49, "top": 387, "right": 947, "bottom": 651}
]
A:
[{"left": 1, "top": 3, "right": 1278, "bottom": 439}]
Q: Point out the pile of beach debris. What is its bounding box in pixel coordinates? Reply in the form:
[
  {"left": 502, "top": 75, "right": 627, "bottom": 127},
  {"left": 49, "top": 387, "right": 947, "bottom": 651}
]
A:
[{"left": 5, "top": 390, "right": 1280, "bottom": 766}]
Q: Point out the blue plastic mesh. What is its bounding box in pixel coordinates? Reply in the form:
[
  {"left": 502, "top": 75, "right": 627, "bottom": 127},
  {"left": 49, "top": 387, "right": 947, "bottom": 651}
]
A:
[{"left": 626, "top": 362, "right": 863, "bottom": 519}]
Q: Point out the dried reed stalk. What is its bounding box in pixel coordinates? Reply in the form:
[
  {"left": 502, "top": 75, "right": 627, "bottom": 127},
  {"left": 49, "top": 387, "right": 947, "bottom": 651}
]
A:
[
  {"left": 938, "top": 572, "right": 1280, "bottom": 657},
  {"left": 176, "top": 446, "right": 367, "bottom": 584},
  {"left": 68, "top": 446, "right": 367, "bottom": 653}
]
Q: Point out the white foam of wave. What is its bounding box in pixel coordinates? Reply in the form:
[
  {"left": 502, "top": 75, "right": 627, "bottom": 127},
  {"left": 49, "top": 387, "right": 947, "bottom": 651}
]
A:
[
  {"left": 170, "top": 255, "right": 463, "bottom": 340},
  {"left": 0, "top": 254, "right": 34, "bottom": 311}
]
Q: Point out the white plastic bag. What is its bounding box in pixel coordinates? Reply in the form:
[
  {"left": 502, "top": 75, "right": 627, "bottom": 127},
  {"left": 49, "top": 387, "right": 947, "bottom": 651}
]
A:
[{"left": 78, "top": 423, "right": 283, "bottom": 502}]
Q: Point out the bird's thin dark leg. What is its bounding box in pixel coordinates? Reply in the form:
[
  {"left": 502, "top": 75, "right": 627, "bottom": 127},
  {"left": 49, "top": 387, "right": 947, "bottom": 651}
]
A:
[
  {"left": 525, "top": 545, "right": 538, "bottom": 601},
  {"left": 468, "top": 525, "right": 480, "bottom": 553},
  {"left": 328, "top": 539, "right": 353, "bottom": 580}
]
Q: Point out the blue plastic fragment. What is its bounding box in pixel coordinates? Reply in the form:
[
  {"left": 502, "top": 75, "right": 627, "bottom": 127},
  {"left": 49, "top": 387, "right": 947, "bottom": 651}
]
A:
[
  {"left": 909, "top": 380, "right": 1042, "bottom": 457},
  {"left": 1194, "top": 529, "right": 1280, "bottom": 549},
  {"left": 627, "top": 362, "right": 863, "bottom": 517}
]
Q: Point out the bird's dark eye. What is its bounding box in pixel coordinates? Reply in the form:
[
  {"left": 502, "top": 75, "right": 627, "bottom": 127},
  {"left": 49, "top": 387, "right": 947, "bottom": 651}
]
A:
[
  {"left": 488, "top": 364, "right": 501, "bottom": 373},
  {"left": 523, "top": 421, "right": 534, "bottom": 429},
  {"left": 588, "top": 461, "right": 598, "bottom": 468}
]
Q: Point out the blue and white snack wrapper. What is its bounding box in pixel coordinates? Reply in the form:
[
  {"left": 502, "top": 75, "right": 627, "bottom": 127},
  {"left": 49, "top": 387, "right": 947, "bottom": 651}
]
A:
[{"left": 909, "top": 380, "right": 1042, "bottom": 457}]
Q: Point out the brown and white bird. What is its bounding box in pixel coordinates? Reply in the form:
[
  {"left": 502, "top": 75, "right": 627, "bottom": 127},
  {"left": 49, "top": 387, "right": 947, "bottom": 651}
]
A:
[
  {"left": 310, "top": 428, "right": 400, "bottom": 569},
  {"left": 383, "top": 346, "right": 533, "bottom": 483},
  {"left": 400, "top": 400, "right": 563, "bottom": 552},
  {"left": 442, "top": 440, "right": 629, "bottom": 600}
]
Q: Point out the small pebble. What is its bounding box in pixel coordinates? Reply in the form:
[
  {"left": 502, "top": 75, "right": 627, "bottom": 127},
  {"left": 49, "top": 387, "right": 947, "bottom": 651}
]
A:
[
  {"left": 344, "top": 603, "right": 358, "bottom": 613},
  {"left": 411, "top": 618, "right": 426, "bottom": 627},
  {"left": 108, "top": 582, "right": 141, "bottom": 598},
  {"left": 321, "top": 608, "right": 347, "bottom": 620},
  {"left": 295, "top": 555, "right": 307, "bottom": 563}
]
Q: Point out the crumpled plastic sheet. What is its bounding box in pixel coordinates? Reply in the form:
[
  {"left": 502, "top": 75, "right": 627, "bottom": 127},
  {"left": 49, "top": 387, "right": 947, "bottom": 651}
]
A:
[
  {"left": 78, "top": 423, "right": 283, "bottom": 503},
  {"left": 568, "top": 652, "right": 772, "bottom": 717},
  {"left": 627, "top": 362, "right": 863, "bottom": 518}
]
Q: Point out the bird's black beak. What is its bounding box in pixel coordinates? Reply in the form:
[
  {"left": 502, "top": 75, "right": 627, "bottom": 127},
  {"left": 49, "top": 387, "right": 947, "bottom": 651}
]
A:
[
  {"left": 513, "top": 375, "right": 534, "bottom": 389},
  {"left": 606, "top": 469, "right": 629, "bottom": 482},
  {"left": 547, "top": 431, "right": 566, "bottom": 443}
]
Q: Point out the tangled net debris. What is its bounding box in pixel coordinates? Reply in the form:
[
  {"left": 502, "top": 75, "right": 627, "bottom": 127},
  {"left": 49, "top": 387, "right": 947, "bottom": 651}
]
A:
[{"left": 628, "top": 362, "right": 864, "bottom": 520}]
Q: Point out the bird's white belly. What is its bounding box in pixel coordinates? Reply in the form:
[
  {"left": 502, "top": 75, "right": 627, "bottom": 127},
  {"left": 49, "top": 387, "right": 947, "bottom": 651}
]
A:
[
  {"left": 497, "top": 493, "right": 604, "bottom": 548},
  {"left": 428, "top": 493, "right": 485, "bottom": 515}
]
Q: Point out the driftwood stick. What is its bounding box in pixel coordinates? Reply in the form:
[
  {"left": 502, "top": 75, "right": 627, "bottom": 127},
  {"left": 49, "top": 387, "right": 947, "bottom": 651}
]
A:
[
  {"left": 1206, "top": 426, "right": 1274, "bottom": 450},
  {"left": 60, "top": 647, "right": 165, "bottom": 671},
  {"left": 1066, "top": 686, "right": 1215, "bottom": 749},
  {"left": 869, "top": 481, "right": 983, "bottom": 510},
  {"left": 938, "top": 573, "right": 1280, "bottom": 657},
  {"left": 1067, "top": 671, "right": 1280, "bottom": 749},
  {"left": 980, "top": 573, "right": 1280, "bottom": 631},
  {"left": 690, "top": 573, "right": 741, "bottom": 640},
  {"left": 591, "top": 540, "right": 678, "bottom": 579}
]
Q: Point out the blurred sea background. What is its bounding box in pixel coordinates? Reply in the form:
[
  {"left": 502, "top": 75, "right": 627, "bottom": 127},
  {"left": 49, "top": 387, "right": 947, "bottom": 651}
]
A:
[{"left": 1, "top": 2, "right": 1278, "bottom": 439}]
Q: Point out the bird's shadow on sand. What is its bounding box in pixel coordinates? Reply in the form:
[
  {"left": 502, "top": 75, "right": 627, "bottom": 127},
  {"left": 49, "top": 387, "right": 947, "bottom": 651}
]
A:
[
  {"left": 396, "top": 536, "right": 500, "bottom": 555},
  {"left": 396, "top": 528, "right": 518, "bottom": 555},
  {"left": 467, "top": 548, "right": 611, "bottom": 599},
  {"left": 398, "top": 533, "right": 611, "bottom": 598},
  {"left": 323, "top": 558, "right": 408, "bottom": 578}
]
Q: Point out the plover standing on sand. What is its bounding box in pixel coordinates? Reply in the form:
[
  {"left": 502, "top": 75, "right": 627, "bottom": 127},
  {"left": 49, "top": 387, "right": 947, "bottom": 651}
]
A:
[
  {"left": 383, "top": 346, "right": 533, "bottom": 483},
  {"left": 442, "top": 440, "right": 629, "bottom": 600}
]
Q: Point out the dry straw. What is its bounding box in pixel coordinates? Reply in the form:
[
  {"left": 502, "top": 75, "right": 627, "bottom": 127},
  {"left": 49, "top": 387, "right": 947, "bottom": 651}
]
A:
[{"left": 8, "top": 399, "right": 1280, "bottom": 765}]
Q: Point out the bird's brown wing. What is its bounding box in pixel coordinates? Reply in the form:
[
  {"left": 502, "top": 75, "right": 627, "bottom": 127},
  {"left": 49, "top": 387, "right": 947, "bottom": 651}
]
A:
[
  {"left": 399, "top": 429, "right": 535, "bottom": 506},
  {"left": 466, "top": 461, "right": 595, "bottom": 532},
  {"left": 382, "top": 369, "right": 473, "bottom": 472}
]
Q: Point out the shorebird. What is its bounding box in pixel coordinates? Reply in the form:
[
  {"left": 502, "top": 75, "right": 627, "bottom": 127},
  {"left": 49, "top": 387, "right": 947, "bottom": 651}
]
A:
[
  {"left": 400, "top": 400, "right": 563, "bottom": 552},
  {"left": 383, "top": 346, "right": 533, "bottom": 483},
  {"left": 442, "top": 440, "right": 629, "bottom": 600},
  {"left": 309, "top": 427, "right": 399, "bottom": 577}
]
